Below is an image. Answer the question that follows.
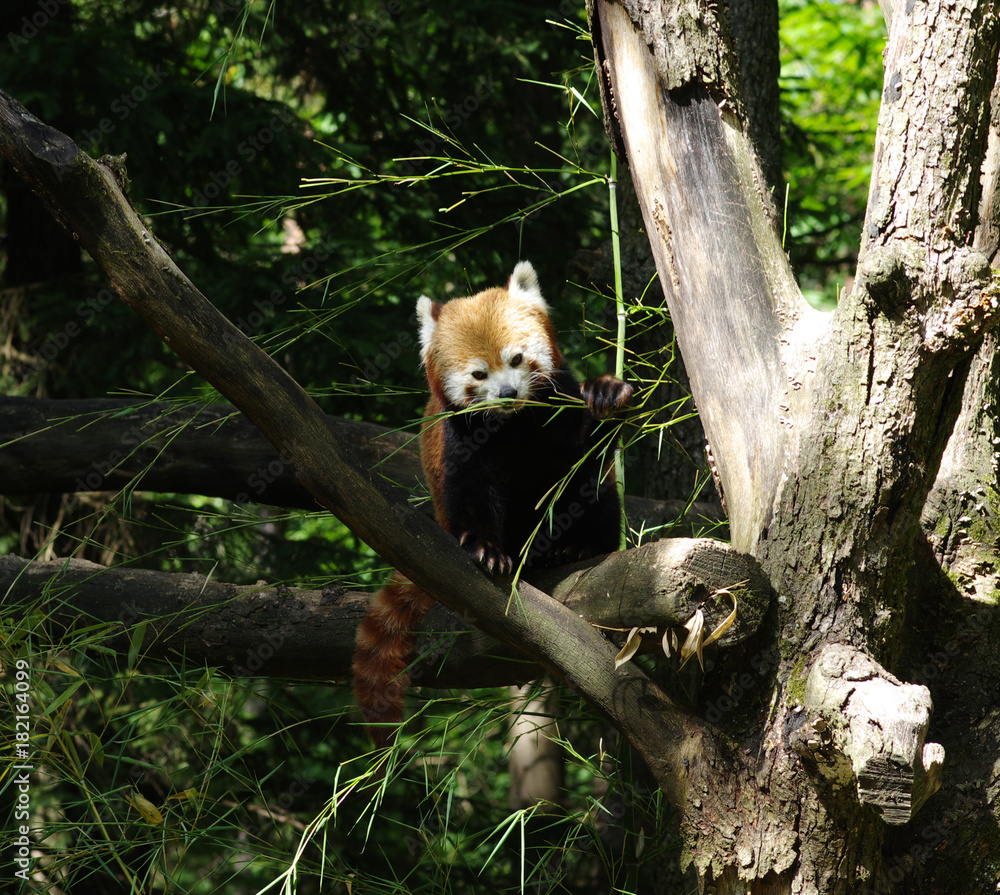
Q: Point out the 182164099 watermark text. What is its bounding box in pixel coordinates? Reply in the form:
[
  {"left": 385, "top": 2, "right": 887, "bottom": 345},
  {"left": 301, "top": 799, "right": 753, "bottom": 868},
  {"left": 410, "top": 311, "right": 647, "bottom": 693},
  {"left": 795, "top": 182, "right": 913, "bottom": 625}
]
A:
[{"left": 10, "top": 658, "right": 33, "bottom": 882}]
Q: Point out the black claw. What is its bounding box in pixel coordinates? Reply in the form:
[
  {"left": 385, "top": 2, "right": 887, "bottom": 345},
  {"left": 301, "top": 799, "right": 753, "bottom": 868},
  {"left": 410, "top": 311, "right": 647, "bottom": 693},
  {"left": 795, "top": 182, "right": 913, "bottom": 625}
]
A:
[
  {"left": 462, "top": 535, "right": 514, "bottom": 577},
  {"left": 582, "top": 375, "right": 633, "bottom": 418}
]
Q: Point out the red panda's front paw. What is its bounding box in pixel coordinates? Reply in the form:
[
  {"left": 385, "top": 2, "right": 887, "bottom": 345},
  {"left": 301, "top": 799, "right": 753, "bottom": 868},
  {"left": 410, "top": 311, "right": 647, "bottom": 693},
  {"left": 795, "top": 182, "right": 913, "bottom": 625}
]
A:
[
  {"left": 582, "top": 374, "right": 633, "bottom": 419},
  {"left": 459, "top": 533, "right": 514, "bottom": 576}
]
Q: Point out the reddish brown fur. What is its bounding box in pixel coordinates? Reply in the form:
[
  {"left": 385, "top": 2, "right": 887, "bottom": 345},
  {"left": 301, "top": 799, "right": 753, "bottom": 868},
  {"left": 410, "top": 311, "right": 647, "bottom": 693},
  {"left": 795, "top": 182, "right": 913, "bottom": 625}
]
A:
[
  {"left": 420, "top": 396, "right": 449, "bottom": 527},
  {"left": 352, "top": 572, "right": 436, "bottom": 746},
  {"left": 353, "top": 269, "right": 565, "bottom": 746}
]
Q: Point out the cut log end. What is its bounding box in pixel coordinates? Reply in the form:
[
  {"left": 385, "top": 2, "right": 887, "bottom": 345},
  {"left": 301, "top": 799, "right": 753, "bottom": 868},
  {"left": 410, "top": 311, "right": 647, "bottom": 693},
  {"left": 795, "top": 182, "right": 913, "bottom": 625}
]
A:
[{"left": 802, "top": 643, "right": 945, "bottom": 825}]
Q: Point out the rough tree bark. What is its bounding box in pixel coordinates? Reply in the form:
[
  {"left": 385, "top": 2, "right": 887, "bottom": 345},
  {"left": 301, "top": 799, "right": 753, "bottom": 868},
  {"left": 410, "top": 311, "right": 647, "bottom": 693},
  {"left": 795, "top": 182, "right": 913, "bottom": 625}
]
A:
[
  {"left": 897, "top": 60, "right": 1000, "bottom": 890},
  {"left": 589, "top": 0, "right": 999, "bottom": 891}
]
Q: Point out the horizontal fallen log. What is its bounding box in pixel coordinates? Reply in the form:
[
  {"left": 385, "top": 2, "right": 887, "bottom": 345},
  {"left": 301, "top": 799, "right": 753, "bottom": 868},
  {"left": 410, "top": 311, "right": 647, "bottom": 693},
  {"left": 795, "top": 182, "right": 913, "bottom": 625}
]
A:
[
  {"left": 0, "top": 539, "right": 770, "bottom": 686},
  {"left": 0, "top": 396, "right": 421, "bottom": 509},
  {"left": 0, "top": 396, "right": 726, "bottom": 535}
]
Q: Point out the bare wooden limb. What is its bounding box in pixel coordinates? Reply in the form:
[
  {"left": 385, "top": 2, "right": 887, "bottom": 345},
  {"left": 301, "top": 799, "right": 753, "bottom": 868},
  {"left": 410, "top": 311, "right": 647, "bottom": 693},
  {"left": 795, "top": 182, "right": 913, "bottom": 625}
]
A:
[
  {"left": 0, "top": 540, "right": 770, "bottom": 684},
  {"left": 0, "top": 396, "right": 421, "bottom": 509},
  {"left": 589, "top": 0, "right": 820, "bottom": 551},
  {"left": 507, "top": 686, "right": 563, "bottom": 810},
  {"left": 862, "top": 0, "right": 997, "bottom": 262},
  {"left": 0, "top": 396, "right": 725, "bottom": 534},
  {"left": 0, "top": 554, "right": 522, "bottom": 687},
  {"left": 798, "top": 644, "right": 945, "bottom": 824},
  {"left": 527, "top": 539, "right": 770, "bottom": 646}
]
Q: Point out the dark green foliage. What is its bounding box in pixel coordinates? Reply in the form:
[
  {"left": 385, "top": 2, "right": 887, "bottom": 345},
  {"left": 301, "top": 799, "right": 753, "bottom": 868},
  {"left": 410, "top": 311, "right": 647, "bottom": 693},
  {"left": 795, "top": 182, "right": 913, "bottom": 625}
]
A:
[{"left": 780, "top": 0, "right": 884, "bottom": 307}]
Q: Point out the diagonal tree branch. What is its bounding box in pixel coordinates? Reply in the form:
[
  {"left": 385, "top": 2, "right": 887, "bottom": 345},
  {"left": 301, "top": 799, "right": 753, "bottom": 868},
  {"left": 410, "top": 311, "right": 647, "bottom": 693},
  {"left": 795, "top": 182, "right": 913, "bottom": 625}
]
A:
[{"left": 0, "top": 88, "right": 706, "bottom": 802}]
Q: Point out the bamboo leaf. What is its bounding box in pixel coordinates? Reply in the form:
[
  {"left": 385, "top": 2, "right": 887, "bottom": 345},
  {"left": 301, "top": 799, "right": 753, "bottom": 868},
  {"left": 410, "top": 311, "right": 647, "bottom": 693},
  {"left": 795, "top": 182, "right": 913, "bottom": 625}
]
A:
[
  {"left": 678, "top": 609, "right": 706, "bottom": 670},
  {"left": 127, "top": 621, "right": 148, "bottom": 668},
  {"left": 614, "top": 626, "right": 644, "bottom": 669},
  {"left": 127, "top": 792, "right": 164, "bottom": 825},
  {"left": 702, "top": 589, "right": 739, "bottom": 649},
  {"left": 42, "top": 678, "right": 84, "bottom": 717}
]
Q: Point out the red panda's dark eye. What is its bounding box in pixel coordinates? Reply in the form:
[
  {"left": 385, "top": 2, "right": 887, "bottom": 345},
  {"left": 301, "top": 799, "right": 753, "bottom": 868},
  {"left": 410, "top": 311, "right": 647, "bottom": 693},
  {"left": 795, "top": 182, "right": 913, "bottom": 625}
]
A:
[
  {"left": 472, "top": 370, "right": 488, "bottom": 380},
  {"left": 510, "top": 354, "right": 523, "bottom": 368}
]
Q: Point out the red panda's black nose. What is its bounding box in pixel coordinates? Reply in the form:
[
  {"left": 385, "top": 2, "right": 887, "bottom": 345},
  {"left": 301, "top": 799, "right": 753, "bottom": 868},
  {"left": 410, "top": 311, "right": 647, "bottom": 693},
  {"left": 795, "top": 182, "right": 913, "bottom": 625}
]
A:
[{"left": 499, "top": 386, "right": 518, "bottom": 400}]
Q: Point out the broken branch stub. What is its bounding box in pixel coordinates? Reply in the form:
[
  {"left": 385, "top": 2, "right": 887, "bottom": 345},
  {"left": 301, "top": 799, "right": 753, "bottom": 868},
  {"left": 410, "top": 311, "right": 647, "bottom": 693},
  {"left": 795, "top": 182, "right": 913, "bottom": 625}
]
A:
[
  {"left": 527, "top": 538, "right": 772, "bottom": 649},
  {"left": 798, "top": 643, "right": 944, "bottom": 824}
]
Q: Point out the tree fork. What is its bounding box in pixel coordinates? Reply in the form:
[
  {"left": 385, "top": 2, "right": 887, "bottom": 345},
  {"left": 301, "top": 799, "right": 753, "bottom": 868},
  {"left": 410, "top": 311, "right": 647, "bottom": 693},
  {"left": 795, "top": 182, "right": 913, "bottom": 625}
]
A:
[
  {"left": 762, "top": 0, "right": 999, "bottom": 662},
  {"left": 588, "top": 0, "right": 995, "bottom": 889}
]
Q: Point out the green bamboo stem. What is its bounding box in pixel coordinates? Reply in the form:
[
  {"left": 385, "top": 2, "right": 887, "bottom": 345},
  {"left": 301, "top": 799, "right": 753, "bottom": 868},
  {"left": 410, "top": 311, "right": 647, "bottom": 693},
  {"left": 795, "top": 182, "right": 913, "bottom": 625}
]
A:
[{"left": 608, "top": 153, "right": 627, "bottom": 549}]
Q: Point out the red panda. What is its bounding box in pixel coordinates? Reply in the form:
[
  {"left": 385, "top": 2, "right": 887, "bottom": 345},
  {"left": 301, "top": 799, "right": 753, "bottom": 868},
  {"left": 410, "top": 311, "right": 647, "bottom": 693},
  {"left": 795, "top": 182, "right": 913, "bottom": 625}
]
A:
[{"left": 353, "top": 261, "right": 632, "bottom": 745}]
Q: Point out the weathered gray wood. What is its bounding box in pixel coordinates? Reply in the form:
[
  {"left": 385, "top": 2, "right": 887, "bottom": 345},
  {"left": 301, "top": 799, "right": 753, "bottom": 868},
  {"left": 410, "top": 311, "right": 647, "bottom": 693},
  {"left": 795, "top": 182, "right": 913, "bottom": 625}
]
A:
[
  {"left": 799, "top": 644, "right": 944, "bottom": 824},
  {"left": 528, "top": 538, "right": 769, "bottom": 646},
  {"left": 507, "top": 686, "right": 563, "bottom": 810},
  {"left": 590, "top": 0, "right": 820, "bottom": 552}
]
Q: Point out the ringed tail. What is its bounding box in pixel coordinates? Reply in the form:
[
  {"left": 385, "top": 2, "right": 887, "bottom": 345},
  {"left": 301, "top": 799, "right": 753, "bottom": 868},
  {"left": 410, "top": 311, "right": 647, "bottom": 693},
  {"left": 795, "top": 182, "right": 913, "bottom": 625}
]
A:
[{"left": 353, "top": 573, "right": 436, "bottom": 747}]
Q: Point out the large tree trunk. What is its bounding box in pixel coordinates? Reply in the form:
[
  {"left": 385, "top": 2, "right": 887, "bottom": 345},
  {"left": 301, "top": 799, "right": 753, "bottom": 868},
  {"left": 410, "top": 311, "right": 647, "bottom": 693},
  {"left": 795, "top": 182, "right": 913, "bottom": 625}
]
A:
[{"left": 589, "top": 0, "right": 999, "bottom": 890}]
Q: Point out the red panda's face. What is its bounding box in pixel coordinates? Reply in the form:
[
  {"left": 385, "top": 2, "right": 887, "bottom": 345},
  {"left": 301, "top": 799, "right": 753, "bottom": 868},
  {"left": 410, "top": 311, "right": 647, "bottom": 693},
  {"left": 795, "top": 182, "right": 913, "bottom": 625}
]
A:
[{"left": 418, "top": 262, "right": 562, "bottom": 413}]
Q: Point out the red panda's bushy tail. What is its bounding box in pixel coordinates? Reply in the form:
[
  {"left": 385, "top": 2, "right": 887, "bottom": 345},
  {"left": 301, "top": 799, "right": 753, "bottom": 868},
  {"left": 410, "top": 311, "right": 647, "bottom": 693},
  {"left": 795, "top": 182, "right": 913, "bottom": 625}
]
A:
[{"left": 353, "top": 572, "right": 436, "bottom": 748}]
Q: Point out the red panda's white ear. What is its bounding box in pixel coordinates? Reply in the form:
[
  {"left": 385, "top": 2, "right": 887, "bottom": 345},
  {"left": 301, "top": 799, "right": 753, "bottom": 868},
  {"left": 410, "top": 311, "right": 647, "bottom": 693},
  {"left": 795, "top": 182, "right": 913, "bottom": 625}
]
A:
[
  {"left": 416, "top": 295, "right": 439, "bottom": 366},
  {"left": 508, "top": 261, "right": 548, "bottom": 312}
]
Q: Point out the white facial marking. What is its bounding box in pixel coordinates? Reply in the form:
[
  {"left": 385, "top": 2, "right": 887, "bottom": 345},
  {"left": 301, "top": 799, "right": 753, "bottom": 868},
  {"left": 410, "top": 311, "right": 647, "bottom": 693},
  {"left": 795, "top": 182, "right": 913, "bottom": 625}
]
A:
[
  {"left": 423, "top": 263, "right": 559, "bottom": 411},
  {"left": 500, "top": 345, "right": 524, "bottom": 367},
  {"left": 523, "top": 332, "right": 553, "bottom": 373},
  {"left": 443, "top": 367, "right": 472, "bottom": 407},
  {"left": 441, "top": 345, "right": 546, "bottom": 412}
]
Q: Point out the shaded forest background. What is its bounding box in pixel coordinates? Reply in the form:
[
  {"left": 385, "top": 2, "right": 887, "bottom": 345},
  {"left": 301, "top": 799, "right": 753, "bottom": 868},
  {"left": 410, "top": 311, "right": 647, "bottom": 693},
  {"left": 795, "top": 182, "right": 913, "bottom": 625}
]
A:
[{"left": 0, "top": 0, "right": 885, "bottom": 891}]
